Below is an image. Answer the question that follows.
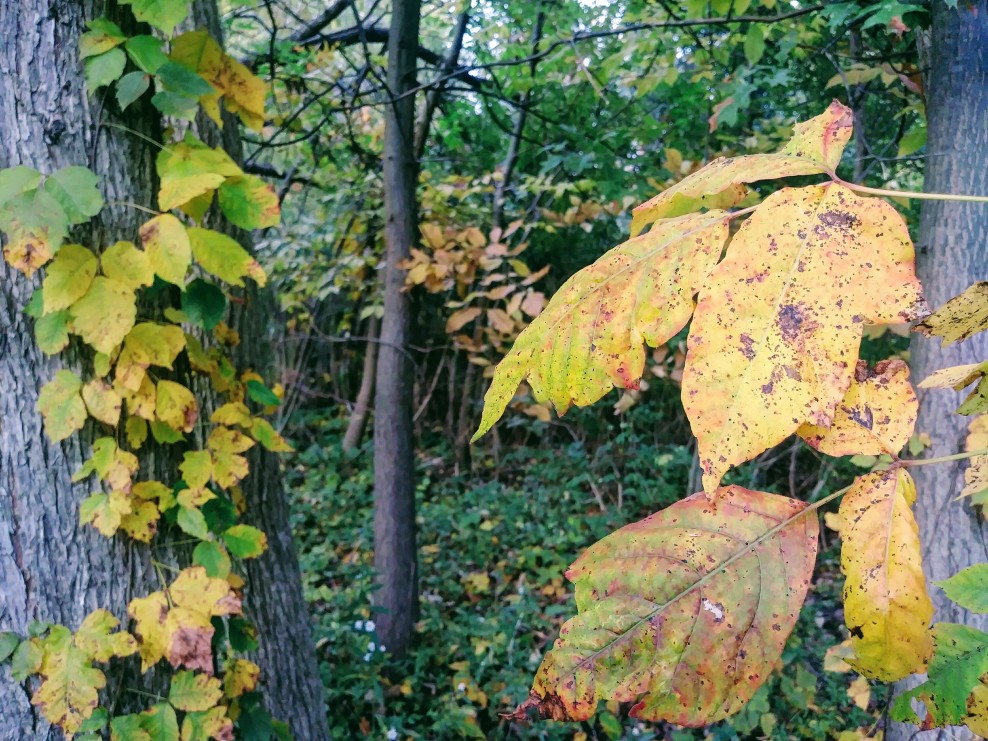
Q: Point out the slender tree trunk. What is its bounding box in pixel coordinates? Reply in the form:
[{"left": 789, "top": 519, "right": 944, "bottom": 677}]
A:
[
  {"left": 343, "top": 316, "right": 379, "bottom": 453},
  {"left": 373, "top": 0, "right": 421, "bottom": 659},
  {"left": 890, "top": 4, "right": 988, "bottom": 739},
  {"left": 0, "top": 2, "right": 327, "bottom": 738}
]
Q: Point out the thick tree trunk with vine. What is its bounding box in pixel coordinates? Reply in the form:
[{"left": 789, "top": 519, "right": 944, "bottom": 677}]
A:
[
  {"left": 0, "top": 2, "right": 327, "bottom": 738},
  {"left": 890, "top": 4, "right": 988, "bottom": 740},
  {"left": 373, "top": 0, "right": 421, "bottom": 658}
]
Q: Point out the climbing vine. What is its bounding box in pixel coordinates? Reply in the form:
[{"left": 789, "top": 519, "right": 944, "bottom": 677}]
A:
[
  {"left": 0, "top": 2, "right": 290, "bottom": 738},
  {"left": 476, "top": 102, "right": 988, "bottom": 734}
]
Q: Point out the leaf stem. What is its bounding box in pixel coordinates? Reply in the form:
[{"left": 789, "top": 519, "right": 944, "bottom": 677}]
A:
[
  {"left": 897, "top": 447, "right": 988, "bottom": 468},
  {"left": 835, "top": 177, "right": 988, "bottom": 204},
  {"left": 108, "top": 200, "right": 160, "bottom": 216}
]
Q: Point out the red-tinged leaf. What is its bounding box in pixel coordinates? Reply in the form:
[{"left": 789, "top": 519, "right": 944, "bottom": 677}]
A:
[
  {"left": 510, "top": 487, "right": 819, "bottom": 726},
  {"left": 631, "top": 101, "right": 854, "bottom": 236}
]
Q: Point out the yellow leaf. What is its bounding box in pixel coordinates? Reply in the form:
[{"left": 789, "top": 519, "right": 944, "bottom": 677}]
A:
[
  {"left": 446, "top": 306, "right": 482, "bottom": 334},
  {"left": 823, "top": 639, "right": 855, "bottom": 673},
  {"left": 798, "top": 359, "right": 917, "bottom": 456},
  {"left": 847, "top": 675, "right": 871, "bottom": 711},
  {"left": 918, "top": 362, "right": 987, "bottom": 390},
  {"left": 30, "top": 626, "right": 105, "bottom": 735},
  {"left": 74, "top": 609, "right": 138, "bottom": 662},
  {"left": 68, "top": 276, "right": 137, "bottom": 354},
  {"left": 116, "top": 322, "right": 186, "bottom": 391},
  {"left": 4, "top": 228, "right": 55, "bottom": 277},
  {"left": 961, "top": 416, "right": 988, "bottom": 499},
  {"left": 128, "top": 592, "right": 170, "bottom": 671},
  {"left": 156, "top": 139, "right": 241, "bottom": 212},
  {"left": 208, "top": 426, "right": 253, "bottom": 488},
  {"left": 156, "top": 380, "right": 198, "bottom": 433},
  {"left": 683, "top": 184, "right": 926, "bottom": 490},
  {"left": 188, "top": 227, "right": 266, "bottom": 287},
  {"left": 475, "top": 210, "right": 729, "bottom": 440},
  {"left": 82, "top": 379, "right": 122, "bottom": 426},
  {"left": 169, "top": 669, "right": 223, "bottom": 712},
  {"left": 101, "top": 240, "right": 154, "bottom": 290},
  {"left": 249, "top": 417, "right": 292, "bottom": 452},
  {"left": 222, "top": 658, "right": 260, "bottom": 698},
  {"left": 79, "top": 490, "right": 132, "bottom": 537},
  {"left": 180, "top": 450, "right": 213, "bottom": 489},
  {"left": 37, "top": 370, "right": 87, "bottom": 442},
  {"left": 631, "top": 101, "right": 854, "bottom": 236},
  {"left": 123, "top": 373, "right": 157, "bottom": 420},
  {"left": 119, "top": 500, "right": 160, "bottom": 543},
  {"left": 126, "top": 416, "right": 148, "bottom": 449},
  {"left": 915, "top": 281, "right": 988, "bottom": 346},
  {"left": 210, "top": 402, "right": 252, "bottom": 428},
  {"left": 181, "top": 706, "right": 233, "bottom": 741},
  {"left": 140, "top": 213, "right": 192, "bottom": 285},
  {"left": 840, "top": 469, "right": 932, "bottom": 681},
  {"left": 42, "top": 244, "right": 98, "bottom": 313}
]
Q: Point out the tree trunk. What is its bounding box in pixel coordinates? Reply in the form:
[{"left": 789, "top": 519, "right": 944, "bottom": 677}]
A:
[
  {"left": 890, "top": 4, "right": 988, "bottom": 739},
  {"left": 343, "top": 317, "right": 379, "bottom": 453},
  {"left": 373, "top": 0, "right": 421, "bottom": 659},
  {"left": 0, "top": 2, "right": 327, "bottom": 738}
]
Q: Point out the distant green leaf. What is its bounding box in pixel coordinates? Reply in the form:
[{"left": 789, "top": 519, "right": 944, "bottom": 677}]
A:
[
  {"left": 246, "top": 380, "right": 279, "bottom": 406},
  {"left": 182, "top": 279, "right": 227, "bottom": 330},
  {"left": 743, "top": 26, "right": 765, "bottom": 66},
  {"left": 44, "top": 167, "right": 104, "bottom": 225},
  {"left": 85, "top": 48, "right": 127, "bottom": 91},
  {"left": 898, "top": 121, "right": 927, "bottom": 157},
  {"left": 126, "top": 35, "right": 169, "bottom": 75},
  {"left": 116, "top": 71, "right": 151, "bottom": 111}
]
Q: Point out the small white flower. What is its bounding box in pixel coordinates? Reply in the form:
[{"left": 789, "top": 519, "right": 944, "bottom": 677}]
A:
[
  {"left": 457, "top": 682, "right": 467, "bottom": 692},
  {"left": 363, "top": 652, "right": 372, "bottom": 662},
  {"left": 367, "top": 641, "right": 376, "bottom": 652},
  {"left": 631, "top": 729, "right": 641, "bottom": 737},
  {"left": 365, "top": 619, "right": 376, "bottom": 632},
  {"left": 386, "top": 729, "right": 398, "bottom": 741},
  {"left": 378, "top": 644, "right": 386, "bottom": 652},
  {"left": 353, "top": 620, "right": 365, "bottom": 631}
]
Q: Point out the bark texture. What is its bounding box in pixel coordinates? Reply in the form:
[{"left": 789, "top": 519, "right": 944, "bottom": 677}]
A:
[
  {"left": 889, "top": 4, "right": 988, "bottom": 739},
  {"left": 373, "top": 0, "right": 421, "bottom": 659},
  {"left": 0, "top": 2, "right": 326, "bottom": 738}
]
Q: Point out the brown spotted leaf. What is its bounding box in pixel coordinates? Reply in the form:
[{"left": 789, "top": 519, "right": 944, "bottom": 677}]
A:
[
  {"left": 682, "top": 183, "right": 927, "bottom": 490},
  {"left": 915, "top": 281, "right": 988, "bottom": 346},
  {"left": 510, "top": 487, "right": 818, "bottom": 726},
  {"left": 474, "top": 210, "right": 730, "bottom": 440},
  {"left": 798, "top": 359, "right": 917, "bottom": 456},
  {"left": 630, "top": 101, "right": 853, "bottom": 236}
]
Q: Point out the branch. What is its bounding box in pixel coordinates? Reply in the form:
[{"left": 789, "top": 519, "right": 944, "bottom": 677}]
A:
[
  {"left": 243, "top": 0, "right": 353, "bottom": 70},
  {"left": 414, "top": 5, "right": 471, "bottom": 160}
]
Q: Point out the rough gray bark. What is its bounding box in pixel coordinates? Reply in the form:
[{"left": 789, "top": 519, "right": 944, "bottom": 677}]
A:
[
  {"left": 373, "top": 0, "right": 421, "bottom": 659},
  {"left": 889, "top": 3, "right": 988, "bottom": 739},
  {"left": 0, "top": 2, "right": 327, "bottom": 738}
]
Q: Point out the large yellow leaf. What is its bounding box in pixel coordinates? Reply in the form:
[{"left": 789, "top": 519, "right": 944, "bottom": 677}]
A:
[
  {"left": 74, "top": 609, "right": 138, "bottom": 663},
  {"left": 37, "top": 370, "right": 87, "bottom": 442},
  {"left": 68, "top": 276, "right": 137, "bottom": 354},
  {"left": 798, "top": 359, "right": 917, "bottom": 456},
  {"left": 630, "top": 101, "right": 853, "bottom": 236},
  {"left": 140, "top": 213, "right": 192, "bottom": 285},
  {"left": 156, "top": 380, "right": 198, "bottom": 433},
  {"left": 101, "top": 240, "right": 154, "bottom": 290},
  {"left": 31, "top": 626, "right": 106, "bottom": 735},
  {"left": 188, "top": 227, "right": 266, "bottom": 287},
  {"left": 116, "top": 322, "right": 186, "bottom": 392},
  {"left": 840, "top": 468, "right": 933, "bottom": 681},
  {"left": 474, "top": 210, "right": 730, "bottom": 439},
  {"left": 682, "top": 184, "right": 926, "bottom": 490},
  {"left": 42, "top": 244, "right": 97, "bottom": 313},
  {"left": 156, "top": 139, "right": 241, "bottom": 212},
  {"left": 509, "top": 487, "right": 818, "bottom": 725}
]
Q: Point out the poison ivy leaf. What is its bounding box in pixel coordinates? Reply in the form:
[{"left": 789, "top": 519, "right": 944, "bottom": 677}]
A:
[
  {"left": 916, "top": 282, "right": 988, "bottom": 346},
  {"left": 743, "top": 25, "right": 765, "bottom": 65},
  {"left": 0, "top": 187, "right": 69, "bottom": 276},
  {"left": 116, "top": 322, "right": 186, "bottom": 391},
  {"left": 683, "top": 184, "right": 927, "bottom": 490},
  {"left": 181, "top": 706, "right": 234, "bottom": 741},
  {"left": 156, "top": 138, "right": 241, "bottom": 212},
  {"left": 81, "top": 379, "right": 122, "bottom": 426},
  {"left": 938, "top": 565, "right": 988, "bottom": 613},
  {"left": 116, "top": 71, "right": 151, "bottom": 110},
  {"left": 181, "top": 450, "right": 213, "bottom": 489},
  {"left": 509, "top": 487, "right": 818, "bottom": 725},
  {"left": 227, "top": 618, "right": 258, "bottom": 653},
  {"left": 245, "top": 379, "right": 279, "bottom": 406},
  {"left": 177, "top": 505, "right": 210, "bottom": 540},
  {"left": 155, "top": 61, "right": 214, "bottom": 98},
  {"left": 249, "top": 418, "right": 292, "bottom": 452},
  {"left": 127, "top": 592, "right": 170, "bottom": 672},
  {"left": 120, "top": 0, "right": 190, "bottom": 35},
  {"left": 188, "top": 227, "right": 266, "bottom": 287},
  {"left": 474, "top": 210, "right": 729, "bottom": 440},
  {"left": 798, "top": 359, "right": 917, "bottom": 456},
  {"left": 0, "top": 166, "right": 41, "bottom": 205},
  {"left": 11, "top": 638, "right": 44, "bottom": 681},
  {"left": 140, "top": 213, "right": 192, "bottom": 285},
  {"left": 80, "top": 490, "right": 132, "bottom": 537},
  {"left": 79, "top": 18, "right": 126, "bottom": 60},
  {"left": 208, "top": 426, "right": 253, "bottom": 488},
  {"left": 125, "top": 417, "right": 149, "bottom": 450},
  {"left": 182, "top": 278, "right": 227, "bottom": 330},
  {"left": 840, "top": 469, "right": 932, "bottom": 681},
  {"left": 68, "top": 277, "right": 137, "bottom": 354},
  {"left": 156, "top": 380, "right": 198, "bottom": 433},
  {"left": 74, "top": 610, "right": 137, "bottom": 663},
  {"left": 193, "top": 541, "right": 231, "bottom": 578},
  {"left": 892, "top": 623, "right": 988, "bottom": 727},
  {"left": 222, "top": 658, "right": 260, "bottom": 698},
  {"left": 221, "top": 525, "right": 267, "bottom": 559},
  {"left": 0, "top": 632, "right": 20, "bottom": 663},
  {"left": 150, "top": 420, "right": 185, "bottom": 444},
  {"left": 630, "top": 101, "right": 853, "bottom": 236},
  {"left": 42, "top": 244, "right": 98, "bottom": 313},
  {"left": 35, "top": 311, "right": 70, "bottom": 355},
  {"left": 218, "top": 176, "right": 280, "bottom": 230},
  {"left": 101, "top": 241, "right": 153, "bottom": 291},
  {"left": 151, "top": 91, "right": 200, "bottom": 119},
  {"left": 169, "top": 670, "right": 223, "bottom": 712},
  {"left": 119, "top": 500, "right": 160, "bottom": 543},
  {"left": 125, "top": 35, "right": 169, "bottom": 75},
  {"left": 45, "top": 167, "right": 104, "bottom": 225},
  {"left": 84, "top": 48, "right": 126, "bottom": 92},
  {"left": 211, "top": 402, "right": 252, "bottom": 428},
  {"left": 110, "top": 715, "right": 151, "bottom": 741},
  {"left": 37, "top": 370, "right": 87, "bottom": 442},
  {"left": 31, "top": 626, "right": 106, "bottom": 735},
  {"left": 201, "top": 495, "right": 238, "bottom": 534},
  {"left": 138, "top": 703, "right": 179, "bottom": 741}
]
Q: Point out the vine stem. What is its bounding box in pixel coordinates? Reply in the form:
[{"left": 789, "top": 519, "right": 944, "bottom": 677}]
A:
[
  {"left": 832, "top": 174, "right": 988, "bottom": 204},
  {"left": 897, "top": 446, "right": 988, "bottom": 468},
  {"left": 107, "top": 200, "right": 160, "bottom": 216}
]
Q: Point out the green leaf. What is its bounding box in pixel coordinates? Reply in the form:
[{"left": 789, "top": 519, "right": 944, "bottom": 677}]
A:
[
  {"left": 938, "top": 565, "right": 988, "bottom": 612},
  {"left": 182, "top": 279, "right": 227, "bottom": 330},
  {"left": 44, "top": 167, "right": 104, "bottom": 225},
  {"left": 42, "top": 244, "right": 98, "bottom": 313},
  {"left": 201, "top": 495, "right": 238, "bottom": 534},
  {"left": 85, "top": 47, "right": 127, "bottom": 91},
  {"left": 150, "top": 420, "right": 185, "bottom": 444},
  {"left": 151, "top": 91, "right": 199, "bottom": 119},
  {"left": 156, "top": 61, "right": 214, "bottom": 97},
  {"left": 218, "top": 176, "right": 280, "bottom": 230},
  {"left": 193, "top": 541, "right": 231, "bottom": 578},
  {"left": 0, "top": 166, "right": 41, "bottom": 206},
  {"left": 37, "top": 370, "right": 87, "bottom": 442},
  {"left": 125, "top": 35, "right": 169, "bottom": 75},
  {"left": 116, "top": 71, "right": 151, "bottom": 110},
  {"left": 898, "top": 121, "right": 927, "bottom": 157},
  {"left": 227, "top": 617, "right": 258, "bottom": 653},
  {"left": 188, "top": 227, "right": 266, "bottom": 287},
  {"left": 743, "top": 25, "right": 766, "bottom": 65},
  {"left": 77, "top": 707, "right": 109, "bottom": 734},
  {"left": 120, "top": 0, "right": 190, "bottom": 36},
  {"left": 168, "top": 670, "right": 223, "bottom": 712},
  {"left": 138, "top": 703, "right": 179, "bottom": 741},
  {"left": 79, "top": 18, "right": 126, "bottom": 60},
  {"left": 35, "top": 311, "right": 71, "bottom": 355},
  {"left": 222, "top": 525, "right": 268, "bottom": 559},
  {"left": 0, "top": 632, "right": 20, "bottom": 663},
  {"left": 156, "top": 138, "right": 241, "bottom": 212},
  {"left": 11, "top": 639, "right": 43, "bottom": 681},
  {"left": 246, "top": 380, "right": 279, "bottom": 406},
  {"left": 110, "top": 715, "right": 150, "bottom": 741},
  {"left": 177, "top": 506, "right": 209, "bottom": 540}
]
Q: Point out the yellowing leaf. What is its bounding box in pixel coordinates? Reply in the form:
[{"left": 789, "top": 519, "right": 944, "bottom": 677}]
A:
[
  {"left": 208, "top": 426, "right": 253, "bottom": 488},
  {"left": 218, "top": 176, "right": 280, "bottom": 230},
  {"left": 119, "top": 500, "right": 160, "bottom": 543},
  {"left": 80, "top": 490, "right": 132, "bottom": 537},
  {"left": 181, "top": 706, "right": 233, "bottom": 741},
  {"left": 169, "top": 670, "right": 223, "bottom": 712},
  {"left": 847, "top": 675, "right": 871, "bottom": 711},
  {"left": 180, "top": 450, "right": 213, "bottom": 489},
  {"left": 128, "top": 592, "right": 169, "bottom": 671},
  {"left": 38, "top": 370, "right": 87, "bottom": 442},
  {"left": 140, "top": 213, "right": 192, "bottom": 285},
  {"left": 68, "top": 276, "right": 137, "bottom": 354},
  {"left": 446, "top": 306, "right": 482, "bottom": 334},
  {"left": 31, "top": 626, "right": 105, "bottom": 735},
  {"left": 210, "top": 402, "right": 251, "bottom": 428},
  {"left": 249, "top": 417, "right": 292, "bottom": 452},
  {"left": 962, "top": 416, "right": 988, "bottom": 500},
  {"left": 915, "top": 281, "right": 988, "bottom": 346},
  {"left": 74, "top": 609, "right": 137, "bottom": 662},
  {"left": 82, "top": 379, "right": 122, "bottom": 426},
  {"left": 126, "top": 417, "right": 149, "bottom": 449},
  {"left": 188, "top": 227, "right": 266, "bottom": 287},
  {"left": 119, "top": 0, "right": 188, "bottom": 35},
  {"left": 156, "top": 138, "right": 241, "bottom": 212},
  {"left": 116, "top": 322, "right": 186, "bottom": 392},
  {"left": 823, "top": 639, "right": 856, "bottom": 673},
  {"left": 221, "top": 524, "right": 267, "bottom": 559},
  {"left": 798, "top": 359, "right": 917, "bottom": 456},
  {"left": 682, "top": 184, "right": 926, "bottom": 490},
  {"left": 840, "top": 469, "right": 932, "bottom": 681},
  {"left": 509, "top": 487, "right": 818, "bottom": 725},
  {"left": 222, "top": 658, "right": 260, "bottom": 698},
  {"left": 101, "top": 240, "right": 154, "bottom": 290},
  {"left": 475, "top": 210, "right": 729, "bottom": 440},
  {"left": 156, "top": 380, "right": 198, "bottom": 433},
  {"left": 630, "top": 101, "right": 854, "bottom": 236},
  {"left": 42, "top": 244, "right": 98, "bottom": 313}
]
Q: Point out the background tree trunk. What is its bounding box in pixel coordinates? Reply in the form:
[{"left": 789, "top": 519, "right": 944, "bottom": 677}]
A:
[
  {"left": 373, "top": 0, "right": 421, "bottom": 659},
  {"left": 0, "top": 2, "right": 327, "bottom": 738},
  {"left": 890, "top": 3, "right": 988, "bottom": 739},
  {"left": 343, "top": 316, "right": 379, "bottom": 453}
]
